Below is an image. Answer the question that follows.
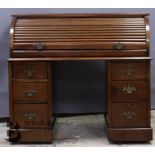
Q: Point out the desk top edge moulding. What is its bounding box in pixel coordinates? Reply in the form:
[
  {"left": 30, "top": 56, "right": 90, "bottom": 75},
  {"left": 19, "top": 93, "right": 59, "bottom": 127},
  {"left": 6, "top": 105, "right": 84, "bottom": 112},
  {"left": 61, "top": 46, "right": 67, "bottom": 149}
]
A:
[{"left": 8, "top": 13, "right": 153, "bottom": 143}]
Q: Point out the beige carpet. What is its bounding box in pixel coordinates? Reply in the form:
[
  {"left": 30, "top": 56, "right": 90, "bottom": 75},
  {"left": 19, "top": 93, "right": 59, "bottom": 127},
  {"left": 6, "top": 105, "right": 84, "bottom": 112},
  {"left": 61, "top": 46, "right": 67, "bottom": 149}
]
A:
[{"left": 0, "top": 111, "right": 155, "bottom": 147}]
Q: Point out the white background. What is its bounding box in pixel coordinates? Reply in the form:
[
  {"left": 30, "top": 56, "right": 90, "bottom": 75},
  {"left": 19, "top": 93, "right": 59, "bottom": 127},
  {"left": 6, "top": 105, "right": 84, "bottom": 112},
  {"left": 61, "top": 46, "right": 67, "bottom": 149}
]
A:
[{"left": 0, "top": 0, "right": 155, "bottom": 154}]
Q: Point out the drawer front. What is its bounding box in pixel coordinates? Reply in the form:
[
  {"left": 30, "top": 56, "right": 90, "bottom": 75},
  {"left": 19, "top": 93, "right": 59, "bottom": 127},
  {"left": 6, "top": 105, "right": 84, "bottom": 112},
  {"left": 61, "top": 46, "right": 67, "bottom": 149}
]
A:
[
  {"left": 9, "top": 129, "right": 53, "bottom": 143},
  {"left": 13, "top": 104, "right": 49, "bottom": 128},
  {"left": 14, "top": 42, "right": 146, "bottom": 50},
  {"left": 111, "top": 62, "right": 147, "bottom": 80},
  {"left": 13, "top": 82, "right": 48, "bottom": 102},
  {"left": 12, "top": 62, "right": 48, "bottom": 79},
  {"left": 112, "top": 81, "right": 147, "bottom": 102},
  {"left": 111, "top": 102, "right": 148, "bottom": 128}
]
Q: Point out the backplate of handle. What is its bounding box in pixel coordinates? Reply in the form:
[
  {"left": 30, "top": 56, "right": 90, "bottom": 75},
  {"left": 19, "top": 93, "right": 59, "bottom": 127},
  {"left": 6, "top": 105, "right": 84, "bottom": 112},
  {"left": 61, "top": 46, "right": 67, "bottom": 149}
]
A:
[
  {"left": 24, "top": 112, "right": 36, "bottom": 120},
  {"left": 34, "top": 42, "right": 45, "bottom": 50},
  {"left": 113, "top": 42, "right": 124, "bottom": 50},
  {"left": 24, "top": 67, "right": 36, "bottom": 77},
  {"left": 123, "top": 65, "right": 135, "bottom": 76},
  {"left": 122, "top": 86, "right": 136, "bottom": 94},
  {"left": 24, "top": 89, "right": 36, "bottom": 97}
]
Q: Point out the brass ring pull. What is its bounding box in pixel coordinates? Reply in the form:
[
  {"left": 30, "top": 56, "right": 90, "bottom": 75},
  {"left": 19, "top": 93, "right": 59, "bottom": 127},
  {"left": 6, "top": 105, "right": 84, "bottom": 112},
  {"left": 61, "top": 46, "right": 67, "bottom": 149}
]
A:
[
  {"left": 34, "top": 42, "right": 45, "bottom": 50},
  {"left": 24, "top": 112, "right": 36, "bottom": 120},
  {"left": 122, "top": 86, "right": 136, "bottom": 94},
  {"left": 113, "top": 42, "right": 124, "bottom": 50},
  {"left": 24, "top": 89, "right": 36, "bottom": 97}
]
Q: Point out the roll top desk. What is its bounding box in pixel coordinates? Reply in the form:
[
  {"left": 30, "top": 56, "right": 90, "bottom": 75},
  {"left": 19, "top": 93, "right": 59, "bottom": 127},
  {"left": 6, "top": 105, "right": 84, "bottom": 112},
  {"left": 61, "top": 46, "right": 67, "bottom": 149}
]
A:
[{"left": 8, "top": 13, "right": 152, "bottom": 143}]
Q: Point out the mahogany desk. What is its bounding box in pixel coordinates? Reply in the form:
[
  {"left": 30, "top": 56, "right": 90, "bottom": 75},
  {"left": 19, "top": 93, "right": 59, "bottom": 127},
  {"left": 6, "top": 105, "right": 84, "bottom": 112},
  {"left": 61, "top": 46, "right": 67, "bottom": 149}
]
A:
[{"left": 8, "top": 13, "right": 153, "bottom": 143}]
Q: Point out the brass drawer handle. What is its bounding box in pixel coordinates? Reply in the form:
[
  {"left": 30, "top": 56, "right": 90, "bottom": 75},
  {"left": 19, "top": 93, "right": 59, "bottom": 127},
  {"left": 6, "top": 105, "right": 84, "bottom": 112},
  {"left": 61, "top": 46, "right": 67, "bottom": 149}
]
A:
[
  {"left": 122, "top": 86, "right": 136, "bottom": 94},
  {"left": 24, "top": 67, "right": 36, "bottom": 77},
  {"left": 123, "top": 65, "right": 135, "bottom": 76},
  {"left": 123, "top": 111, "right": 136, "bottom": 119},
  {"left": 34, "top": 42, "right": 45, "bottom": 50},
  {"left": 24, "top": 112, "right": 36, "bottom": 120},
  {"left": 24, "top": 89, "right": 36, "bottom": 97},
  {"left": 113, "top": 42, "right": 124, "bottom": 50}
]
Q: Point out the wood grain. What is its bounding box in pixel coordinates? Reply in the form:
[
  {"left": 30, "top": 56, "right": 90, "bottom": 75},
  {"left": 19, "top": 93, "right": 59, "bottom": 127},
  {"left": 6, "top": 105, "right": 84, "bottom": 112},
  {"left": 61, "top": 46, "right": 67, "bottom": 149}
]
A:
[
  {"left": 12, "top": 81, "right": 48, "bottom": 102},
  {"left": 13, "top": 104, "right": 49, "bottom": 128},
  {"left": 12, "top": 62, "right": 48, "bottom": 79}
]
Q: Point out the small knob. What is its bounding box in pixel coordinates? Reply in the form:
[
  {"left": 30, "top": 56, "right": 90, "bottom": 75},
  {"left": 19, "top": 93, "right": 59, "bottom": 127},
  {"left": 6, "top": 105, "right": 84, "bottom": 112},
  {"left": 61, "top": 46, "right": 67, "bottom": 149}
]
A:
[{"left": 113, "top": 42, "right": 124, "bottom": 50}]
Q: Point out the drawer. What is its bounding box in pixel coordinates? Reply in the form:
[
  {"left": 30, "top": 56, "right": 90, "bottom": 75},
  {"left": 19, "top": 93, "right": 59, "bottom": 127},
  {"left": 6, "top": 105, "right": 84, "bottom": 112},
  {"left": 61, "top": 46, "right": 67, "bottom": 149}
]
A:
[
  {"left": 111, "top": 62, "right": 148, "bottom": 80},
  {"left": 13, "top": 81, "right": 48, "bottom": 102},
  {"left": 111, "top": 81, "right": 147, "bottom": 102},
  {"left": 14, "top": 42, "right": 146, "bottom": 50},
  {"left": 111, "top": 102, "right": 148, "bottom": 128},
  {"left": 13, "top": 104, "right": 49, "bottom": 128},
  {"left": 8, "top": 129, "right": 53, "bottom": 143},
  {"left": 12, "top": 62, "right": 48, "bottom": 79}
]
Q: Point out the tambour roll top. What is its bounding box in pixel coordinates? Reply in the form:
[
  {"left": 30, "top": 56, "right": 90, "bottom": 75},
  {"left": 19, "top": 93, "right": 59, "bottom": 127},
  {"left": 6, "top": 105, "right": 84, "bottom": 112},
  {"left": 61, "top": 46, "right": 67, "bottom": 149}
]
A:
[{"left": 10, "top": 14, "right": 150, "bottom": 57}]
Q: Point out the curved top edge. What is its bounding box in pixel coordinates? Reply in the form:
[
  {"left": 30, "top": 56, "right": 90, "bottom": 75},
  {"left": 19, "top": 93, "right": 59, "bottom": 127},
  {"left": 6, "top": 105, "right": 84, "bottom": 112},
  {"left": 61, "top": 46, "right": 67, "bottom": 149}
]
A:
[{"left": 11, "top": 13, "right": 150, "bottom": 18}]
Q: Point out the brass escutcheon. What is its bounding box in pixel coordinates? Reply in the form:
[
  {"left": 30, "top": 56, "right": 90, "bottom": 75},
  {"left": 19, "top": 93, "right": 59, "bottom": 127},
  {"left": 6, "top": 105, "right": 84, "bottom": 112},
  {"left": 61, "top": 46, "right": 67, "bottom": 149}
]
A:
[
  {"left": 24, "top": 89, "right": 36, "bottom": 97},
  {"left": 123, "top": 65, "right": 135, "bottom": 76},
  {"left": 34, "top": 42, "right": 45, "bottom": 50},
  {"left": 113, "top": 42, "right": 124, "bottom": 50},
  {"left": 24, "top": 112, "right": 36, "bottom": 120},
  {"left": 122, "top": 86, "right": 136, "bottom": 94},
  {"left": 123, "top": 111, "right": 136, "bottom": 119},
  {"left": 24, "top": 67, "right": 36, "bottom": 77}
]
